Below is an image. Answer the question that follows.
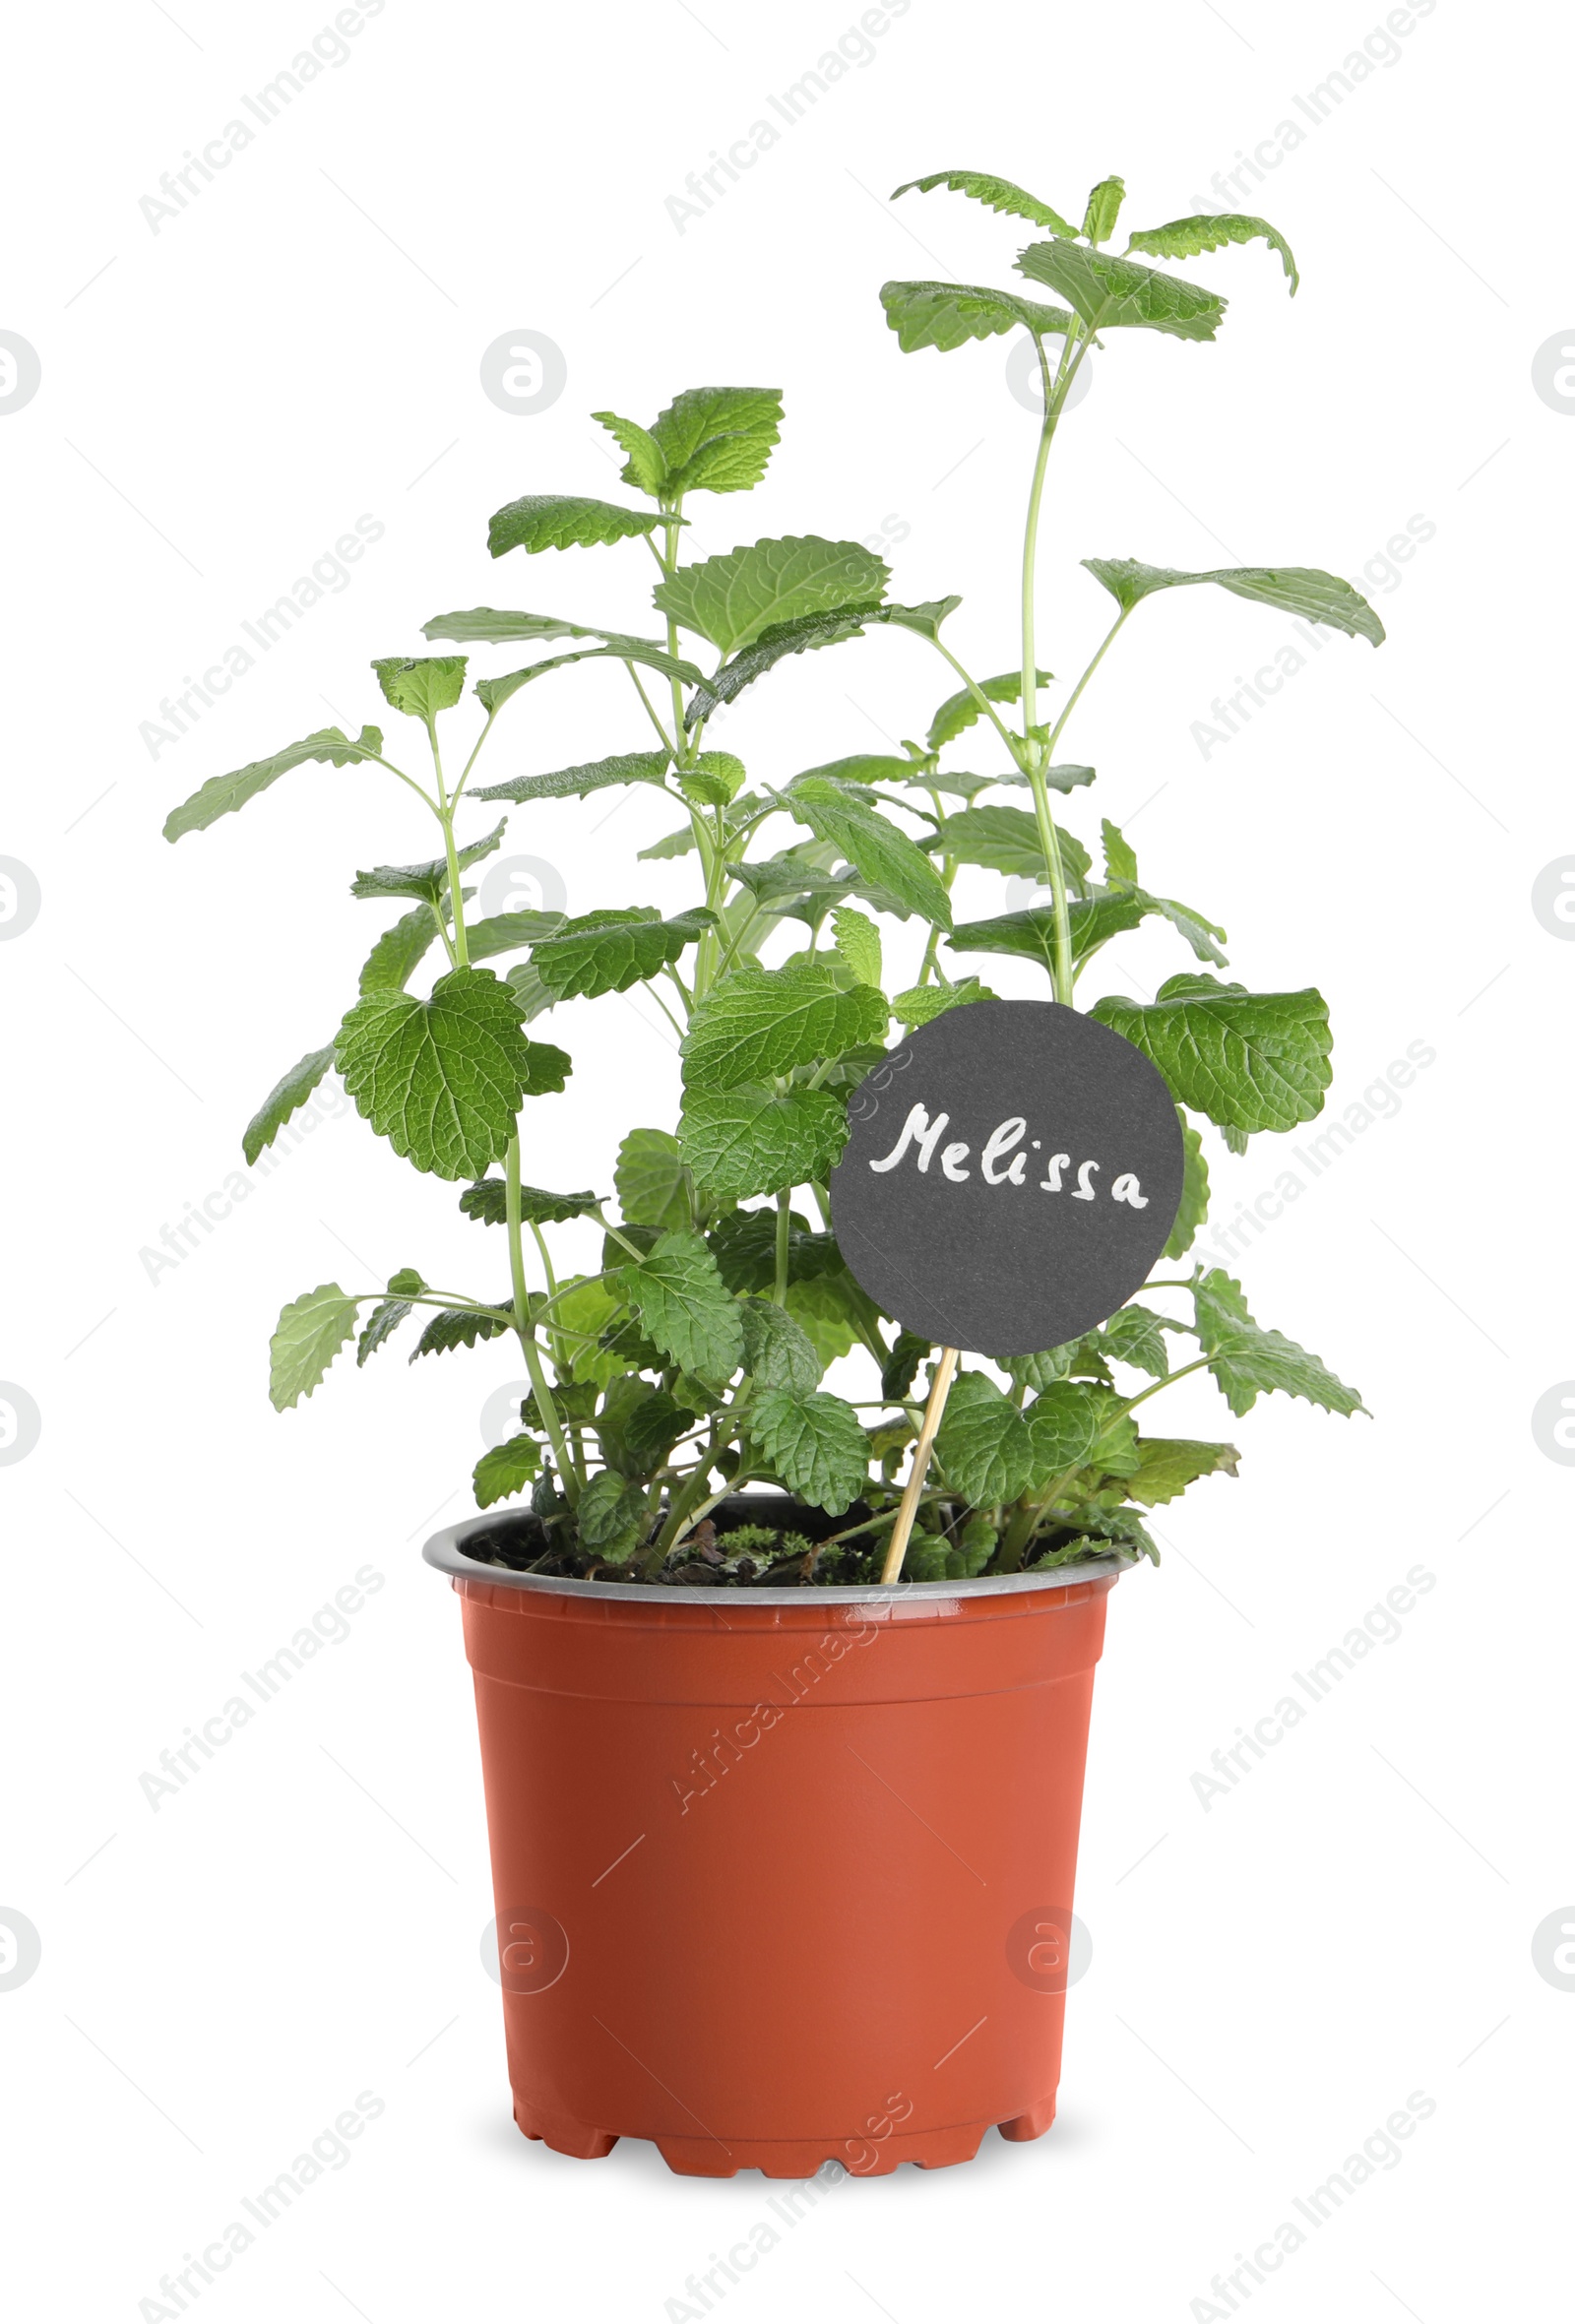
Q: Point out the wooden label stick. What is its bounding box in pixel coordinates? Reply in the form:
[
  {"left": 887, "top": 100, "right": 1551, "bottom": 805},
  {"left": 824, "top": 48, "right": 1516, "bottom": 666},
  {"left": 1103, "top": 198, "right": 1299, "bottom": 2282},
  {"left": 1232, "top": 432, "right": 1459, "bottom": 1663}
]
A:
[{"left": 881, "top": 1347, "right": 960, "bottom": 1584}]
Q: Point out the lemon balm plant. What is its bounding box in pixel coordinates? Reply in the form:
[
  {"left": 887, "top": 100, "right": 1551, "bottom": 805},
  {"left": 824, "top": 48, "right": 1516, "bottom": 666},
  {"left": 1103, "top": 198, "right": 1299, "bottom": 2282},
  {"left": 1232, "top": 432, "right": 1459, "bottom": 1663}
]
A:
[{"left": 165, "top": 166, "right": 1379, "bottom": 1589}]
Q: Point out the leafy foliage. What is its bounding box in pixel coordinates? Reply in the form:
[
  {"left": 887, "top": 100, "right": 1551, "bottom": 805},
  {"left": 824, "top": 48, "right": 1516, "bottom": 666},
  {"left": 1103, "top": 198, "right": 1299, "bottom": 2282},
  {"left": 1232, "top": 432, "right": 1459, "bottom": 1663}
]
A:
[
  {"left": 270, "top": 1285, "right": 358, "bottom": 1412},
  {"left": 242, "top": 1046, "right": 336, "bottom": 1166},
  {"left": 530, "top": 907, "right": 716, "bottom": 999},
  {"left": 1125, "top": 213, "right": 1299, "bottom": 293},
  {"left": 163, "top": 726, "right": 382, "bottom": 842},
  {"left": 891, "top": 169, "right": 1079, "bottom": 235},
  {"left": 679, "top": 1085, "right": 848, "bottom": 1201},
  {"left": 750, "top": 1389, "right": 869, "bottom": 1512},
  {"left": 681, "top": 960, "right": 888, "bottom": 1092},
  {"left": 1017, "top": 239, "right": 1227, "bottom": 341},
  {"left": 1090, "top": 975, "right": 1332, "bottom": 1133},
  {"left": 487, "top": 494, "right": 675, "bottom": 556},
  {"left": 1192, "top": 1271, "right": 1366, "bottom": 1418},
  {"left": 1082, "top": 557, "right": 1383, "bottom": 645},
  {"left": 655, "top": 536, "right": 891, "bottom": 656}
]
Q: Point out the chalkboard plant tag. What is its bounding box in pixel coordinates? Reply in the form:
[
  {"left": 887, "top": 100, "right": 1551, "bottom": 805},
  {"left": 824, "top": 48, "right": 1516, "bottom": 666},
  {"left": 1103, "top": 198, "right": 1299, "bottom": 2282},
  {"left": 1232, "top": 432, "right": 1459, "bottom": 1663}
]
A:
[{"left": 161, "top": 157, "right": 1379, "bottom": 2173}]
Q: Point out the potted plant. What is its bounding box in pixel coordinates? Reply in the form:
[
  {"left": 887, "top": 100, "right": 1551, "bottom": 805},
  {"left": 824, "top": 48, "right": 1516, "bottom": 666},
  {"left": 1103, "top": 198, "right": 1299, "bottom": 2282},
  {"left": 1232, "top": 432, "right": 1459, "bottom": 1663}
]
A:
[{"left": 164, "top": 165, "right": 1377, "bottom": 2176}]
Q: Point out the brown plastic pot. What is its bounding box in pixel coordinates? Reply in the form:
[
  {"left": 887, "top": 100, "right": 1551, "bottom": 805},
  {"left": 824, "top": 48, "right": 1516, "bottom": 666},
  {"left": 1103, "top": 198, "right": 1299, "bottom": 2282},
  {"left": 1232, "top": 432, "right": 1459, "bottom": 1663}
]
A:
[{"left": 424, "top": 1500, "right": 1125, "bottom": 2178}]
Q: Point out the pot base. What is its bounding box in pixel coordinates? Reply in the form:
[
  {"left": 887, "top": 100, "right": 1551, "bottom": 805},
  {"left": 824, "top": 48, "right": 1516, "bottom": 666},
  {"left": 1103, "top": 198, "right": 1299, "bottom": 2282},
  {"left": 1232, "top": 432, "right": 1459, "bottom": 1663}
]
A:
[{"left": 513, "top": 2096, "right": 1054, "bottom": 2176}]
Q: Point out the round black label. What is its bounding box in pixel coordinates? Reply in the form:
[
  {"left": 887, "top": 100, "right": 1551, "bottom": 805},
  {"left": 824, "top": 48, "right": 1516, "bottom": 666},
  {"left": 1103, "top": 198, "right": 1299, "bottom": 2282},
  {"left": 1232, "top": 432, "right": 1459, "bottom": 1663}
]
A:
[{"left": 829, "top": 999, "right": 1183, "bottom": 1358}]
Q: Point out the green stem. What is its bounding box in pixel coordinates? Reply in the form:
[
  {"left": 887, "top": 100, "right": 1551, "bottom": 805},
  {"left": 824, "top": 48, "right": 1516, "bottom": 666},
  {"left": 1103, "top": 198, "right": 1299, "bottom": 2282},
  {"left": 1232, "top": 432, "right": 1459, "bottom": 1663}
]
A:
[
  {"left": 1116, "top": 1353, "right": 1213, "bottom": 1419},
  {"left": 623, "top": 660, "right": 673, "bottom": 750},
  {"left": 1042, "top": 608, "right": 1132, "bottom": 760},
  {"left": 773, "top": 1187, "right": 791, "bottom": 1305},
  {"left": 646, "top": 1462, "right": 721, "bottom": 1571},
  {"left": 1025, "top": 767, "right": 1075, "bottom": 1006},
  {"left": 505, "top": 1136, "right": 577, "bottom": 1506},
  {"left": 427, "top": 721, "right": 471, "bottom": 968}
]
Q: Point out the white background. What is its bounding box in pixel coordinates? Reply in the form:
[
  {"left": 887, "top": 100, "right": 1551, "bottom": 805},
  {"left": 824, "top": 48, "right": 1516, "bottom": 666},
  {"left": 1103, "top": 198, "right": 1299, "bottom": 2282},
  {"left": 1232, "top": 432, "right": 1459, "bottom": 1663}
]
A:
[{"left": 2, "top": 0, "right": 1570, "bottom": 2317}]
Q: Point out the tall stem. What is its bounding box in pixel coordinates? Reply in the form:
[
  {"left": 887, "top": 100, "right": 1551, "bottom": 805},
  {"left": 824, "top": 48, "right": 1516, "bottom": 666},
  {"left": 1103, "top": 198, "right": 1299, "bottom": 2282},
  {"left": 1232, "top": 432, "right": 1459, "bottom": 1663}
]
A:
[
  {"left": 773, "top": 1186, "right": 791, "bottom": 1305},
  {"left": 505, "top": 1135, "right": 577, "bottom": 1506},
  {"left": 428, "top": 721, "right": 471, "bottom": 967}
]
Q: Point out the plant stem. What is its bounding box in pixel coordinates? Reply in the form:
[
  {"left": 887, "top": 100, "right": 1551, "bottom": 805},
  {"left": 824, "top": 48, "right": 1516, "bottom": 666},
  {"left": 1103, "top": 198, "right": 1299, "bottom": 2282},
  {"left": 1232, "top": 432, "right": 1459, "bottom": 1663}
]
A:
[
  {"left": 426, "top": 721, "right": 471, "bottom": 967},
  {"left": 1116, "top": 1353, "right": 1213, "bottom": 1419},
  {"left": 646, "top": 1462, "right": 722, "bottom": 1571},
  {"left": 505, "top": 1134, "right": 577, "bottom": 1505},
  {"left": 773, "top": 1187, "right": 791, "bottom": 1305},
  {"left": 1026, "top": 767, "right": 1075, "bottom": 1005}
]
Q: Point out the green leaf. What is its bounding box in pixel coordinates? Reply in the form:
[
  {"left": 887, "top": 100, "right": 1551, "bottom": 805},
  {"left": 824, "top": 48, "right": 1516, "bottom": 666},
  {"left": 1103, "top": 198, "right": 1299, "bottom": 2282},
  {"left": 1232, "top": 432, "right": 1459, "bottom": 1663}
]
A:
[
  {"left": 1193, "top": 1269, "right": 1366, "bottom": 1418},
  {"left": 831, "top": 907, "right": 882, "bottom": 987},
  {"left": 959, "top": 885, "right": 1226, "bottom": 974},
  {"left": 739, "top": 1298, "right": 823, "bottom": 1395},
  {"left": 879, "top": 279, "right": 1076, "bottom": 355},
  {"left": 370, "top": 657, "right": 467, "bottom": 722},
  {"left": 1082, "top": 557, "right": 1384, "bottom": 645},
  {"left": 465, "top": 910, "right": 565, "bottom": 966},
  {"left": 270, "top": 1283, "right": 357, "bottom": 1412},
  {"left": 1024, "top": 1382, "right": 1099, "bottom": 1481},
  {"left": 1124, "top": 1436, "right": 1239, "bottom": 1508},
  {"left": 336, "top": 965, "right": 568, "bottom": 1180},
  {"left": 504, "top": 959, "right": 558, "bottom": 1024},
  {"left": 784, "top": 1276, "right": 860, "bottom": 1366},
  {"left": 386, "top": 1267, "right": 426, "bottom": 1297},
  {"left": 487, "top": 494, "right": 675, "bottom": 557},
  {"left": 242, "top": 1045, "right": 335, "bottom": 1167},
  {"left": 785, "top": 777, "right": 952, "bottom": 927},
  {"left": 681, "top": 959, "right": 889, "bottom": 1092},
  {"left": 881, "top": 1330, "right": 931, "bottom": 1402},
  {"left": 648, "top": 385, "right": 784, "bottom": 495},
  {"left": 926, "top": 668, "right": 1049, "bottom": 752},
  {"left": 472, "top": 748, "right": 673, "bottom": 806},
  {"left": 708, "top": 1207, "right": 841, "bottom": 1294},
  {"left": 929, "top": 805, "right": 1093, "bottom": 883},
  {"left": 655, "top": 535, "right": 890, "bottom": 657},
  {"left": 1082, "top": 174, "right": 1126, "bottom": 245},
  {"left": 472, "top": 1432, "right": 542, "bottom": 1509},
  {"left": 358, "top": 905, "right": 442, "bottom": 995},
  {"left": 409, "top": 1304, "right": 511, "bottom": 1361},
  {"left": 749, "top": 1389, "right": 868, "bottom": 1512},
  {"left": 576, "top": 1469, "right": 650, "bottom": 1562},
  {"left": 420, "top": 607, "right": 702, "bottom": 686},
  {"left": 1166, "top": 1117, "right": 1210, "bottom": 1259},
  {"left": 683, "top": 599, "right": 957, "bottom": 724},
  {"left": 1017, "top": 239, "right": 1226, "bottom": 341},
  {"left": 891, "top": 976, "right": 993, "bottom": 1027},
  {"left": 679, "top": 1085, "right": 848, "bottom": 1202},
  {"left": 458, "top": 1178, "right": 598, "bottom": 1225},
  {"left": 891, "top": 168, "right": 1080, "bottom": 234},
  {"left": 1083, "top": 1387, "right": 1142, "bottom": 1477},
  {"left": 592, "top": 409, "right": 668, "bottom": 494},
  {"left": 1102, "top": 817, "right": 1139, "bottom": 886},
  {"left": 615, "top": 1129, "right": 693, "bottom": 1231},
  {"left": 530, "top": 906, "right": 715, "bottom": 1000},
  {"left": 1005, "top": 1345, "right": 1075, "bottom": 1390},
  {"left": 356, "top": 1296, "right": 412, "bottom": 1365},
  {"left": 617, "top": 1228, "right": 744, "bottom": 1378},
  {"left": 350, "top": 818, "right": 506, "bottom": 908},
  {"left": 550, "top": 1275, "right": 624, "bottom": 1389},
  {"left": 935, "top": 1372, "right": 1033, "bottom": 1504},
  {"left": 1090, "top": 974, "right": 1332, "bottom": 1134},
  {"left": 162, "top": 725, "right": 382, "bottom": 843},
  {"left": 1096, "top": 1304, "right": 1173, "bottom": 1380},
  {"left": 796, "top": 754, "right": 914, "bottom": 788},
  {"left": 620, "top": 1390, "right": 689, "bottom": 1476},
  {"left": 1125, "top": 213, "right": 1298, "bottom": 294},
  {"left": 676, "top": 750, "right": 747, "bottom": 807}
]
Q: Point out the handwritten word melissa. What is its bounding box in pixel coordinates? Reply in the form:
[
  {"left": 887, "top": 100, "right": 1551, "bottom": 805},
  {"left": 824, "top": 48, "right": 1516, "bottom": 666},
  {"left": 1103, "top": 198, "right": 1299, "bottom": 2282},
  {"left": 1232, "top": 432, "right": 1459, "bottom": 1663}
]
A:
[{"left": 867, "top": 1102, "right": 1150, "bottom": 1207}]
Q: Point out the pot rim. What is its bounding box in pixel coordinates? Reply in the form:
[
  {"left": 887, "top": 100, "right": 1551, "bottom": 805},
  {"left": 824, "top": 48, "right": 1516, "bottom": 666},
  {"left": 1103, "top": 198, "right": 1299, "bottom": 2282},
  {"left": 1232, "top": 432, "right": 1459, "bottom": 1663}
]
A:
[{"left": 422, "top": 1508, "right": 1133, "bottom": 1605}]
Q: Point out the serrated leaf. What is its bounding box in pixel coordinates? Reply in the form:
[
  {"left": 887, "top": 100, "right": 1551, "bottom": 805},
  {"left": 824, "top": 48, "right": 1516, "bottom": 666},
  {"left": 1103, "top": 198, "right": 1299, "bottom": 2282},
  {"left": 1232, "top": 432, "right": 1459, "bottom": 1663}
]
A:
[
  {"left": 472, "top": 748, "right": 673, "bottom": 807},
  {"left": 472, "top": 1432, "right": 542, "bottom": 1509},
  {"left": 552, "top": 1274, "right": 624, "bottom": 1390},
  {"left": 1083, "top": 1387, "right": 1142, "bottom": 1477},
  {"left": 487, "top": 494, "right": 675, "bottom": 557},
  {"left": 371, "top": 657, "right": 467, "bottom": 722},
  {"left": 1125, "top": 212, "right": 1298, "bottom": 294},
  {"left": 934, "top": 1372, "right": 1033, "bottom": 1504},
  {"left": 504, "top": 959, "right": 557, "bottom": 1024},
  {"left": 786, "top": 777, "right": 952, "bottom": 927},
  {"left": 162, "top": 725, "right": 382, "bottom": 843},
  {"left": 592, "top": 408, "right": 667, "bottom": 494},
  {"left": 679, "top": 1085, "right": 848, "bottom": 1201},
  {"left": 1090, "top": 974, "right": 1332, "bottom": 1134},
  {"left": 749, "top": 1388, "right": 868, "bottom": 1512},
  {"left": 350, "top": 818, "right": 506, "bottom": 907},
  {"left": 576, "top": 1469, "right": 650, "bottom": 1561},
  {"left": 1081, "top": 557, "right": 1384, "bottom": 644},
  {"left": 356, "top": 1296, "right": 412, "bottom": 1365},
  {"left": 1082, "top": 174, "right": 1126, "bottom": 245},
  {"left": 648, "top": 385, "right": 784, "bottom": 496},
  {"left": 270, "top": 1283, "right": 357, "bottom": 1412},
  {"left": 1006, "top": 1345, "right": 1075, "bottom": 1390},
  {"left": 335, "top": 965, "right": 568, "bottom": 1180},
  {"left": 683, "top": 599, "right": 957, "bottom": 724},
  {"left": 1025, "top": 1382, "right": 1099, "bottom": 1481},
  {"left": 1124, "top": 1436, "right": 1239, "bottom": 1507},
  {"left": 891, "top": 976, "right": 994, "bottom": 1027},
  {"left": 926, "top": 668, "right": 1049, "bottom": 751},
  {"left": 530, "top": 906, "right": 715, "bottom": 1000},
  {"left": 358, "top": 904, "right": 442, "bottom": 995},
  {"left": 928, "top": 805, "right": 1093, "bottom": 883},
  {"left": 796, "top": 754, "right": 914, "bottom": 787},
  {"left": 739, "top": 1298, "right": 823, "bottom": 1395},
  {"left": 1193, "top": 1269, "right": 1365, "bottom": 1418},
  {"left": 891, "top": 168, "right": 1080, "bottom": 235},
  {"left": 708, "top": 1207, "right": 842, "bottom": 1294},
  {"left": 1096, "top": 1304, "right": 1173, "bottom": 1380},
  {"left": 1166, "top": 1117, "right": 1210, "bottom": 1259},
  {"left": 615, "top": 1128, "right": 693, "bottom": 1231},
  {"left": 617, "top": 1228, "right": 744, "bottom": 1378},
  {"left": 879, "top": 279, "right": 1076, "bottom": 354},
  {"left": 681, "top": 960, "right": 889, "bottom": 1093},
  {"left": 655, "top": 535, "right": 890, "bottom": 657},
  {"left": 472, "top": 637, "right": 700, "bottom": 714},
  {"left": 881, "top": 1330, "right": 931, "bottom": 1402},
  {"left": 466, "top": 909, "right": 565, "bottom": 966},
  {"left": 1017, "top": 238, "right": 1226, "bottom": 341},
  {"left": 1102, "top": 817, "right": 1139, "bottom": 886},
  {"left": 458, "top": 1178, "right": 598, "bottom": 1225},
  {"left": 676, "top": 750, "right": 747, "bottom": 807},
  {"left": 619, "top": 1389, "right": 688, "bottom": 1476},
  {"left": 831, "top": 907, "right": 882, "bottom": 987},
  {"left": 409, "top": 1304, "right": 511, "bottom": 1360},
  {"left": 784, "top": 1276, "right": 860, "bottom": 1366},
  {"left": 242, "top": 1045, "right": 336, "bottom": 1167},
  {"left": 420, "top": 607, "right": 701, "bottom": 689},
  {"left": 386, "top": 1268, "right": 426, "bottom": 1297}
]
